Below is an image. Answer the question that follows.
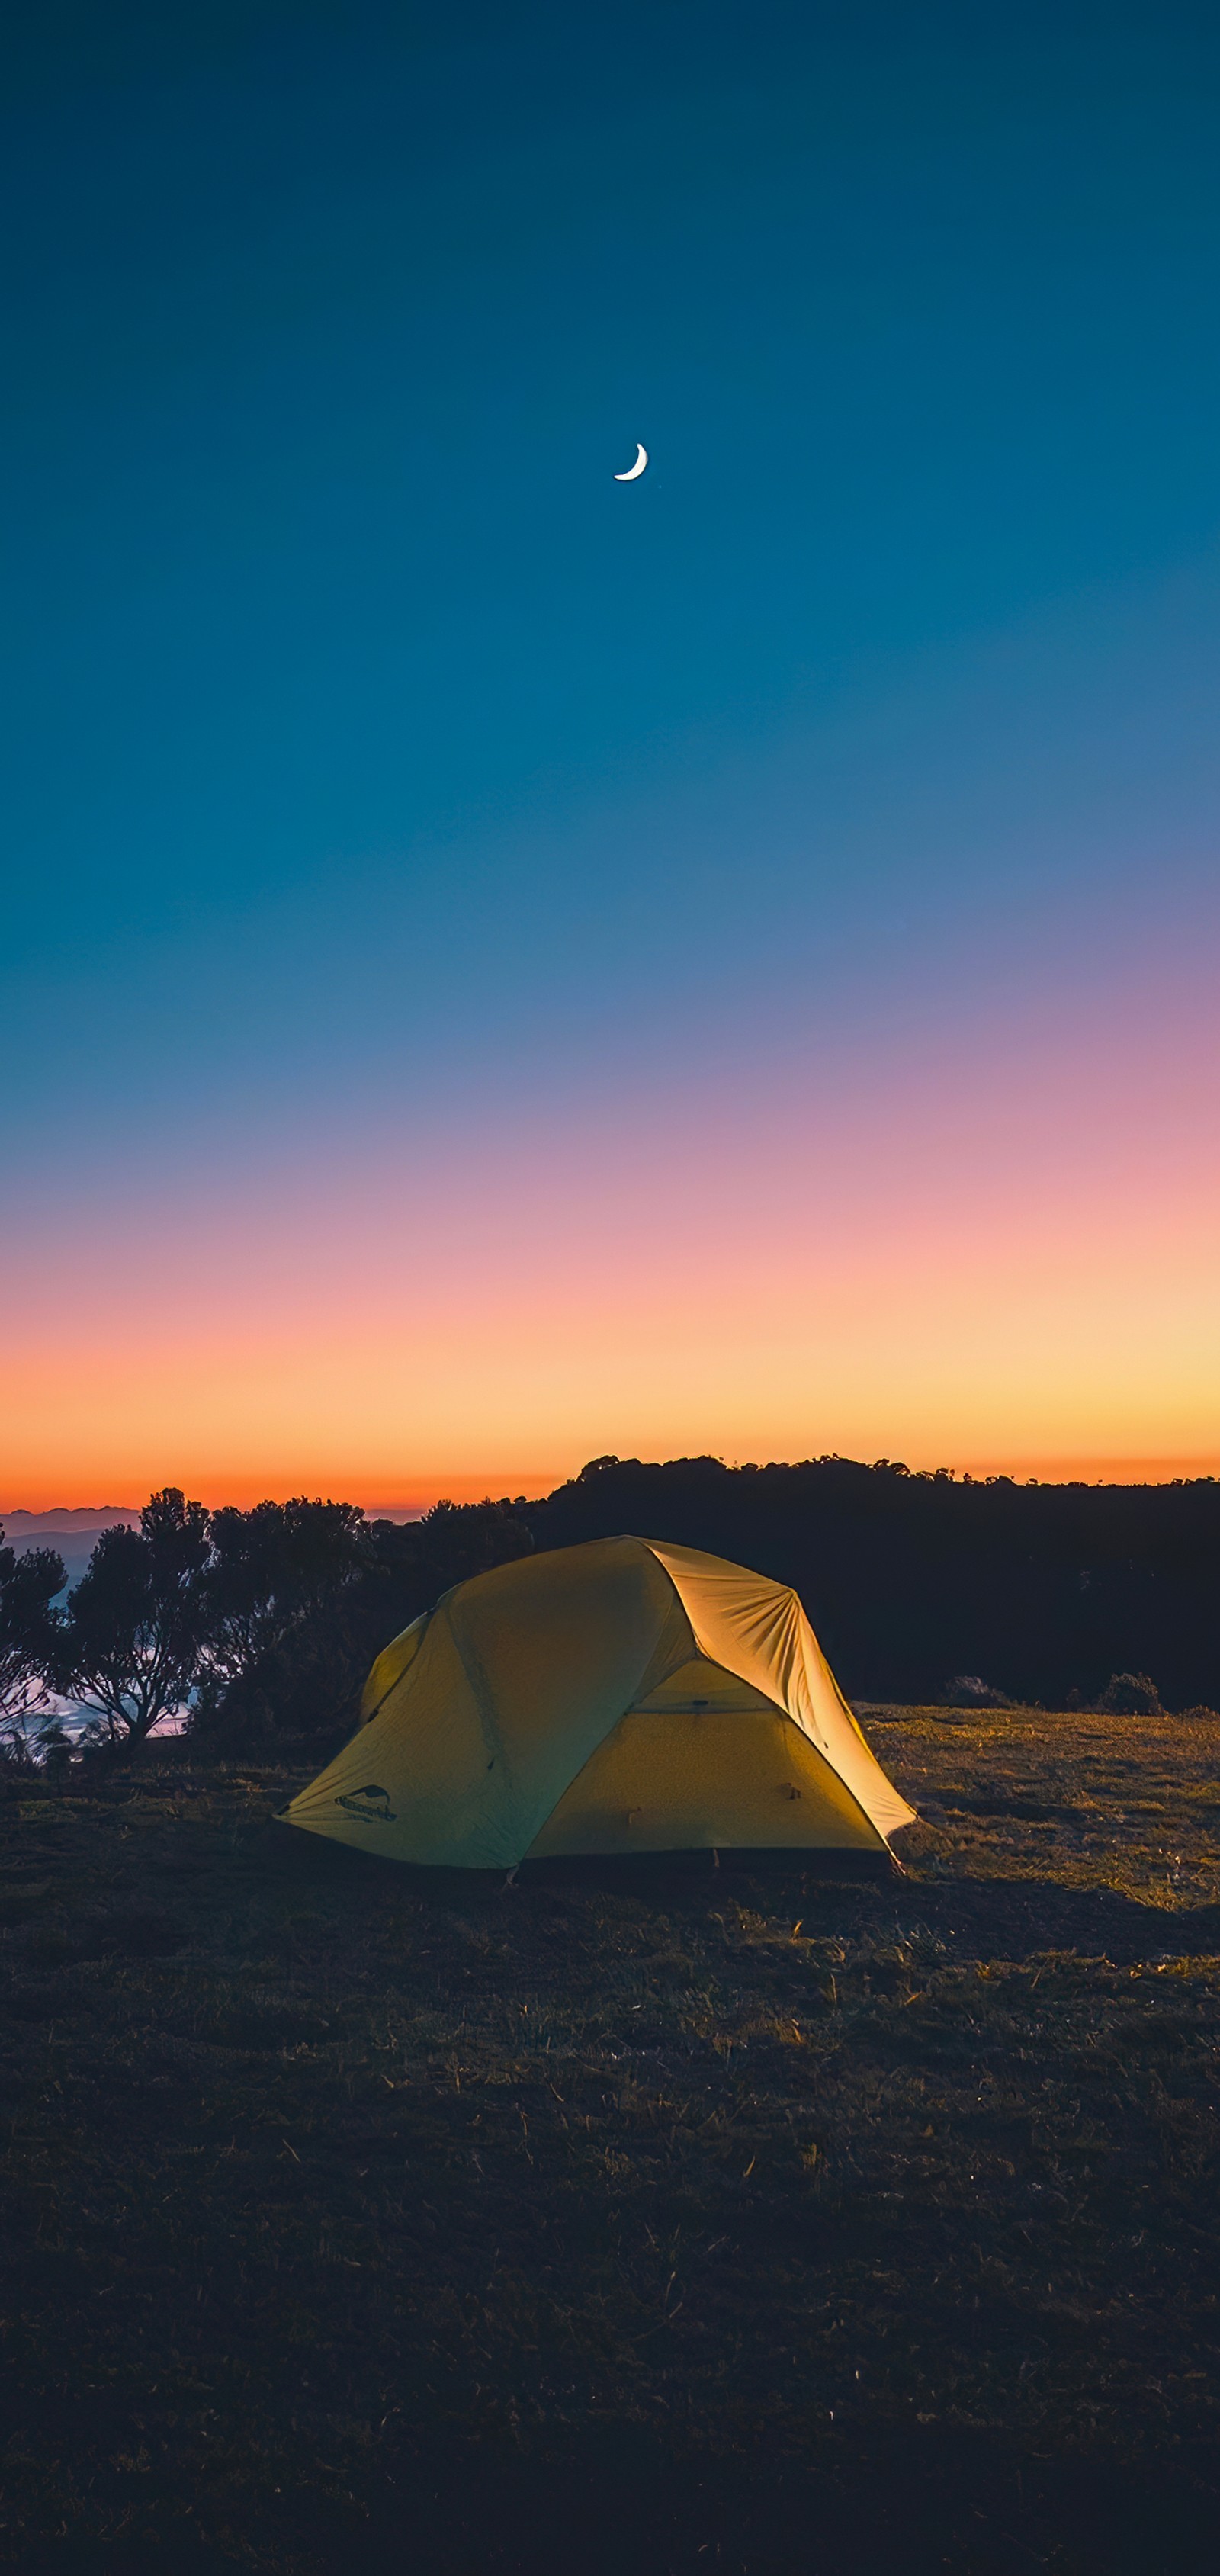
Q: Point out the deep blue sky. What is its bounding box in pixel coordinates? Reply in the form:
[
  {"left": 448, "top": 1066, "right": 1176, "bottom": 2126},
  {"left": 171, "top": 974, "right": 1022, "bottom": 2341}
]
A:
[
  {"left": 2, "top": 2, "right": 1219, "bottom": 1494},
  {"left": 5, "top": 5, "right": 1218, "bottom": 1010}
]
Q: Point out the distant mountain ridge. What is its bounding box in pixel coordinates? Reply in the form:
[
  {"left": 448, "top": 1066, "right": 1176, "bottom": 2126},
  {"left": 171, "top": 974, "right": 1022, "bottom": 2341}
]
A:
[
  {"left": 1, "top": 1508, "right": 139, "bottom": 1533},
  {"left": 1, "top": 1510, "right": 142, "bottom": 1600}
]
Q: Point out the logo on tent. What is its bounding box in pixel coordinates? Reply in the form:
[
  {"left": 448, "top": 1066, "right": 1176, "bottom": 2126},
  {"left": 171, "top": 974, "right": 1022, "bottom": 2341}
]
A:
[{"left": 336, "top": 1783, "right": 397, "bottom": 1822}]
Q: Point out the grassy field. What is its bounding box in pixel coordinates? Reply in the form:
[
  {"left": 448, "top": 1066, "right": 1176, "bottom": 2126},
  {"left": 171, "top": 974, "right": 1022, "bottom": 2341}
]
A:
[{"left": 2, "top": 1708, "right": 1218, "bottom": 2573}]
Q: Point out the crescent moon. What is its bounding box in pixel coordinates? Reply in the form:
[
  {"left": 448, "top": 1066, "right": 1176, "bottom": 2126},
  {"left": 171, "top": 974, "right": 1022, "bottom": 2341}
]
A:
[{"left": 614, "top": 443, "right": 648, "bottom": 481}]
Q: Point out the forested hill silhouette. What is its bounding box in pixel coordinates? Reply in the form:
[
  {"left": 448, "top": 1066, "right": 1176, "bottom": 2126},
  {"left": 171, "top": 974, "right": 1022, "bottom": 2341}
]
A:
[{"left": 526, "top": 1457, "right": 1220, "bottom": 1710}]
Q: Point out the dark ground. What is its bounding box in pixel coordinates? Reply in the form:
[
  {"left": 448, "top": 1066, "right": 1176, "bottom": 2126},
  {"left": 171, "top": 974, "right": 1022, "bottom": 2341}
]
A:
[{"left": 2, "top": 1708, "right": 1218, "bottom": 2572}]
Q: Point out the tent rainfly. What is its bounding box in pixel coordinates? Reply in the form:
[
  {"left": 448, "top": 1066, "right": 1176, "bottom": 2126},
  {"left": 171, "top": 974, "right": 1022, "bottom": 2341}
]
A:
[{"left": 281, "top": 1535, "right": 916, "bottom": 1868}]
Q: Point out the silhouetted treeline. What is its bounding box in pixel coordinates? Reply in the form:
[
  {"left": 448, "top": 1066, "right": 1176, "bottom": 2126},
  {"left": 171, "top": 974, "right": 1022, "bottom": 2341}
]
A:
[
  {"left": 0, "top": 1494, "right": 533, "bottom": 1762},
  {"left": 525, "top": 1457, "right": 1220, "bottom": 1710},
  {"left": 3, "top": 1457, "right": 1217, "bottom": 1765}
]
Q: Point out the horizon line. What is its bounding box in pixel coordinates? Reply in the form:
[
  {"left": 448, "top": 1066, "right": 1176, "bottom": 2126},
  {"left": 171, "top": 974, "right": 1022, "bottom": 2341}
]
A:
[{"left": 5, "top": 1451, "right": 1220, "bottom": 1519}]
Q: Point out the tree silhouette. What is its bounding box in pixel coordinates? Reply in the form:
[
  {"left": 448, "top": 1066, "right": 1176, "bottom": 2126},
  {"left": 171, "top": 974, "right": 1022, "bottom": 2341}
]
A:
[
  {"left": 197, "top": 1498, "right": 371, "bottom": 1708},
  {"left": 0, "top": 1531, "right": 66, "bottom": 1755},
  {"left": 192, "top": 1498, "right": 534, "bottom": 1752},
  {"left": 48, "top": 1489, "right": 211, "bottom": 1746}
]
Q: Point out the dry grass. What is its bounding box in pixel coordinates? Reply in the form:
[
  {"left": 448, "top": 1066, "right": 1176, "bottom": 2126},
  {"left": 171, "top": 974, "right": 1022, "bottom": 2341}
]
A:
[{"left": 1, "top": 1710, "right": 1218, "bottom": 2573}]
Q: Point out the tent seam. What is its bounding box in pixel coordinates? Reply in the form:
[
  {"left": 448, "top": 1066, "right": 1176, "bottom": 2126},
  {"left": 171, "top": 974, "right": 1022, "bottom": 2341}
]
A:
[
  {"left": 775, "top": 1714, "right": 889, "bottom": 1850},
  {"left": 644, "top": 1535, "right": 807, "bottom": 1723},
  {"left": 359, "top": 1609, "right": 435, "bottom": 1729}
]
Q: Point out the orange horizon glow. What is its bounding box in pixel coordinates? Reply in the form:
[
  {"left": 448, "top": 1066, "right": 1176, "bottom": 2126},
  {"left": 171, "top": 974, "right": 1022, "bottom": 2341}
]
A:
[
  {"left": 4, "top": 997, "right": 1216, "bottom": 1517},
  {"left": 3, "top": 1453, "right": 1219, "bottom": 1521}
]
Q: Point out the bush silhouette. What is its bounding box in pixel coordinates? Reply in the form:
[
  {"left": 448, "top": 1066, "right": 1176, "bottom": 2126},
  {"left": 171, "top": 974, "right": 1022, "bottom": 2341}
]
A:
[{"left": 1095, "top": 1671, "right": 1163, "bottom": 1717}]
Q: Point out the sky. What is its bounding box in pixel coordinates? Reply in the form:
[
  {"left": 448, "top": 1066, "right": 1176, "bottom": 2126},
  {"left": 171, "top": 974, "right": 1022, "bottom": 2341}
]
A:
[{"left": 2, "top": 0, "right": 1218, "bottom": 1508}]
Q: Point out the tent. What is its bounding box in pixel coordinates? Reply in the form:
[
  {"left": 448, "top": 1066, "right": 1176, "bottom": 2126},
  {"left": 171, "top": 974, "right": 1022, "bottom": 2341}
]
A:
[{"left": 281, "top": 1535, "right": 916, "bottom": 1869}]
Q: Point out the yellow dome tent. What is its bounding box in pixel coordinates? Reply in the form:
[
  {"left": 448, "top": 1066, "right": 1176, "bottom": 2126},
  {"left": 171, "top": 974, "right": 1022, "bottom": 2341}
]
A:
[{"left": 281, "top": 1535, "right": 915, "bottom": 1869}]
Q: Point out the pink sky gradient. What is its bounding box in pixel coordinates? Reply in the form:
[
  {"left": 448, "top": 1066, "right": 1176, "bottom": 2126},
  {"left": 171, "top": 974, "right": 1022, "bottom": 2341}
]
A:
[{"left": 4, "top": 978, "right": 1216, "bottom": 1509}]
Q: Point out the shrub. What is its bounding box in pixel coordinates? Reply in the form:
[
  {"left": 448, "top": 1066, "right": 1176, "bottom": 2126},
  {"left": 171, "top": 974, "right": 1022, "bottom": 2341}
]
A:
[
  {"left": 942, "top": 1675, "right": 1016, "bottom": 1710},
  {"left": 1095, "top": 1671, "right": 1163, "bottom": 1716}
]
